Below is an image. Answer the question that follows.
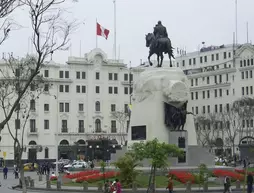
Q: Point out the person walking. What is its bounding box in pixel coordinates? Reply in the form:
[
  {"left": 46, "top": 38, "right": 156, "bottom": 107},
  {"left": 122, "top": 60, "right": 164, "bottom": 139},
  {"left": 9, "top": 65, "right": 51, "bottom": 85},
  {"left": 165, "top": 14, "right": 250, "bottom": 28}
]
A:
[
  {"left": 3, "top": 166, "right": 8, "bottom": 179},
  {"left": 247, "top": 173, "right": 254, "bottom": 193},
  {"left": 223, "top": 176, "right": 231, "bottom": 193},
  {"left": 166, "top": 176, "right": 173, "bottom": 193}
]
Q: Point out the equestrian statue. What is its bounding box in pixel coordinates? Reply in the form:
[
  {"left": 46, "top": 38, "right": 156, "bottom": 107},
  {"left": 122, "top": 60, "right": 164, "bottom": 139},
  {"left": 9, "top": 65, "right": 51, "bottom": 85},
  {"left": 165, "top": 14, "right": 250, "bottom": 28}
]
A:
[{"left": 145, "top": 21, "right": 175, "bottom": 67}]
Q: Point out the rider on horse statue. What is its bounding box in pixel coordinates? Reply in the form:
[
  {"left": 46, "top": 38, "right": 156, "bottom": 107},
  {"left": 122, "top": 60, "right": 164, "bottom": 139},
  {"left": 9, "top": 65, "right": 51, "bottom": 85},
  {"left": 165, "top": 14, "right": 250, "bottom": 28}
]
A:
[{"left": 153, "top": 21, "right": 168, "bottom": 48}]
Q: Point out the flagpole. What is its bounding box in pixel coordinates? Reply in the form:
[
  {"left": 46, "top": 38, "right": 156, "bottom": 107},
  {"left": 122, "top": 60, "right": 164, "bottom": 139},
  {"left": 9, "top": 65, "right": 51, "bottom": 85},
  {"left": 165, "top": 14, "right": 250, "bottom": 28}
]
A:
[
  {"left": 96, "top": 18, "right": 98, "bottom": 48},
  {"left": 235, "top": 0, "right": 238, "bottom": 44},
  {"left": 113, "top": 0, "right": 117, "bottom": 61}
]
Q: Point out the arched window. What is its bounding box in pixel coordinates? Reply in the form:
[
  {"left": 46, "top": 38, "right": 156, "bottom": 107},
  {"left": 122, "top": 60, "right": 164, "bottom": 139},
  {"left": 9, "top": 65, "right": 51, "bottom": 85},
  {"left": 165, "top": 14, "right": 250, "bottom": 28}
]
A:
[
  {"left": 59, "top": 140, "right": 69, "bottom": 146},
  {"left": 28, "top": 141, "right": 37, "bottom": 146},
  {"left": 178, "top": 137, "right": 186, "bottom": 148},
  {"left": 248, "top": 59, "right": 250, "bottom": 66},
  {"left": 95, "top": 119, "right": 101, "bottom": 133},
  {"left": 44, "top": 147, "right": 49, "bottom": 158},
  {"left": 95, "top": 101, "right": 100, "bottom": 112},
  {"left": 244, "top": 60, "right": 246, "bottom": 66},
  {"left": 77, "top": 139, "right": 86, "bottom": 145}
]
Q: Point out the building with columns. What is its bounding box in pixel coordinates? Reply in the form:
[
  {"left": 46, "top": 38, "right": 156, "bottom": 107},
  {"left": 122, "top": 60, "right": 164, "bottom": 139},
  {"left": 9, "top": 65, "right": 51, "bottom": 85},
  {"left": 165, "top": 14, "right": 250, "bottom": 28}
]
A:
[{"left": 0, "top": 48, "right": 143, "bottom": 163}]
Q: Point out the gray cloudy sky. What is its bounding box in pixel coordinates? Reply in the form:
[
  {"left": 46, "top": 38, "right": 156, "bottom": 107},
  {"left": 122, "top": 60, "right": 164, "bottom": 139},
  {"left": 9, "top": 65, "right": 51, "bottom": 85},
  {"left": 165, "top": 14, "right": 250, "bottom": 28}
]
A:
[{"left": 0, "top": 0, "right": 254, "bottom": 66}]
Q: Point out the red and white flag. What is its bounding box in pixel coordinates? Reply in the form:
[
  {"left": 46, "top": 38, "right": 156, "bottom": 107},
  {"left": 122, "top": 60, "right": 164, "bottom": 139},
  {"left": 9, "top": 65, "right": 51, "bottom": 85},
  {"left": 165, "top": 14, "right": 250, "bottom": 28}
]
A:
[{"left": 96, "top": 22, "right": 110, "bottom": 40}]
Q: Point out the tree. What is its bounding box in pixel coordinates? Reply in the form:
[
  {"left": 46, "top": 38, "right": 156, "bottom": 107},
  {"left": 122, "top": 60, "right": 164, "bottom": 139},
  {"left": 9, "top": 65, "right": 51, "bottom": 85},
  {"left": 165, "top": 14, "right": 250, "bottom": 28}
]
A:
[
  {"left": 130, "top": 138, "right": 183, "bottom": 193},
  {"left": 194, "top": 114, "right": 217, "bottom": 149},
  {"left": 219, "top": 105, "right": 243, "bottom": 156},
  {"left": 111, "top": 110, "right": 129, "bottom": 144},
  {"left": 114, "top": 153, "right": 141, "bottom": 187},
  {"left": 0, "top": 55, "right": 50, "bottom": 193},
  {"left": 0, "top": 0, "right": 77, "bottom": 133}
]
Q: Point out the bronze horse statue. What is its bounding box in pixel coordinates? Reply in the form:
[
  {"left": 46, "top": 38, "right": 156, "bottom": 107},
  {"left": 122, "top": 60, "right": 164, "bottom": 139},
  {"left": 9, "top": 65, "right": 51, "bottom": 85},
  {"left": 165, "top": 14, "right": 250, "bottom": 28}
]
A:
[{"left": 145, "top": 33, "right": 174, "bottom": 67}]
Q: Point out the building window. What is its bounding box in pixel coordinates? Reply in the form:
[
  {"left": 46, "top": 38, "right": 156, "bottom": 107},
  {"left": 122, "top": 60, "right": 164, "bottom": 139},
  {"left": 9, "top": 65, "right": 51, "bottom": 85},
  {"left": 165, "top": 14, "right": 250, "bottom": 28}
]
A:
[
  {"left": 214, "top": 75, "right": 217, "bottom": 83},
  {"left": 109, "top": 73, "right": 113, "bottom": 80},
  {"left": 195, "top": 92, "right": 198, "bottom": 99},
  {"left": 130, "top": 74, "right": 133, "bottom": 81},
  {"left": 211, "top": 54, "right": 214, "bottom": 61},
  {"left": 15, "top": 119, "right": 20, "bottom": 129},
  {"left": 228, "top": 52, "right": 231, "bottom": 58},
  {"left": 219, "top": 104, "right": 222, "bottom": 112},
  {"left": 191, "top": 92, "right": 194, "bottom": 100},
  {"left": 219, "top": 89, "right": 222, "bottom": 97},
  {"left": 207, "top": 90, "right": 210, "bottom": 98},
  {"left": 82, "top": 86, "right": 86, "bottom": 93},
  {"left": 44, "top": 104, "right": 49, "bottom": 112},
  {"left": 191, "top": 79, "right": 193, "bottom": 86},
  {"left": 76, "top": 71, "right": 80, "bottom": 79},
  {"left": 248, "top": 59, "right": 250, "bottom": 66},
  {"left": 246, "top": 86, "right": 249, "bottom": 95},
  {"left": 95, "top": 101, "right": 100, "bottom": 112},
  {"left": 251, "top": 59, "right": 254, "bottom": 65},
  {"left": 78, "top": 120, "right": 84, "bottom": 133},
  {"left": 219, "top": 75, "right": 222, "bottom": 83},
  {"left": 59, "top": 85, "right": 64, "bottom": 92},
  {"left": 200, "top": 57, "right": 203, "bottom": 63},
  {"left": 216, "top": 53, "right": 219, "bottom": 60},
  {"left": 226, "top": 74, "right": 229, "bottom": 82},
  {"left": 242, "top": 87, "right": 245, "bottom": 95},
  {"left": 114, "top": 87, "right": 118, "bottom": 94},
  {"left": 195, "top": 78, "right": 198, "bottom": 86},
  {"left": 82, "top": 72, "right": 86, "bottom": 79},
  {"left": 96, "top": 72, "right": 100, "bottom": 80},
  {"left": 65, "top": 85, "right": 69, "bottom": 93},
  {"left": 189, "top": 59, "right": 191, "bottom": 65},
  {"left": 61, "top": 120, "right": 68, "bottom": 133},
  {"left": 44, "top": 70, "right": 49, "bottom": 77},
  {"left": 30, "top": 119, "right": 36, "bottom": 132},
  {"left": 65, "top": 71, "right": 69, "bottom": 78},
  {"left": 207, "top": 77, "right": 210, "bottom": 84},
  {"left": 204, "top": 56, "right": 207, "bottom": 62},
  {"left": 193, "top": 58, "right": 196, "bottom": 65},
  {"left": 109, "top": 87, "right": 113, "bottom": 94},
  {"left": 207, "top": 105, "right": 210, "bottom": 113},
  {"left": 30, "top": 99, "right": 35, "bottom": 110},
  {"left": 224, "top": 52, "right": 227, "bottom": 59},
  {"left": 114, "top": 73, "right": 118, "bottom": 80},
  {"left": 195, "top": 107, "right": 198, "bottom": 114},
  {"left": 111, "top": 104, "right": 116, "bottom": 112},
  {"left": 251, "top": 86, "right": 253, "bottom": 95},
  {"left": 111, "top": 120, "right": 117, "bottom": 133},
  {"left": 59, "top": 102, "right": 69, "bottom": 112},
  {"left": 246, "top": 71, "right": 249, "bottom": 79},
  {"left": 203, "top": 106, "right": 205, "bottom": 114},
  {"left": 202, "top": 91, "right": 205, "bottom": 99},
  {"left": 44, "top": 120, "right": 49, "bottom": 130},
  {"left": 44, "top": 147, "right": 49, "bottom": 158},
  {"left": 95, "top": 86, "right": 100, "bottom": 93},
  {"left": 226, "top": 103, "right": 229, "bottom": 112},
  {"left": 95, "top": 119, "right": 101, "bottom": 133},
  {"left": 124, "top": 87, "right": 128, "bottom": 94},
  {"left": 250, "top": 70, "right": 253, "bottom": 78},
  {"left": 78, "top": 103, "right": 84, "bottom": 112},
  {"left": 76, "top": 85, "right": 80, "bottom": 93},
  {"left": 59, "top": 71, "right": 63, "bottom": 78},
  {"left": 124, "top": 73, "right": 128, "bottom": 81},
  {"left": 44, "top": 84, "right": 49, "bottom": 92},
  {"left": 226, "top": 90, "right": 229, "bottom": 95},
  {"left": 215, "top": 105, "right": 218, "bottom": 113},
  {"left": 214, "top": 89, "right": 217, "bottom": 97}
]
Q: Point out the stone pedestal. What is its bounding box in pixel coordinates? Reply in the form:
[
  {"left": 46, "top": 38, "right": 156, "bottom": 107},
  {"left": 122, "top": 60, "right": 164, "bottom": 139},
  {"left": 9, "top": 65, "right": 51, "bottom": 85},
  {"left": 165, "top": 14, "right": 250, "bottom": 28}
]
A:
[{"left": 127, "top": 67, "right": 197, "bottom": 147}]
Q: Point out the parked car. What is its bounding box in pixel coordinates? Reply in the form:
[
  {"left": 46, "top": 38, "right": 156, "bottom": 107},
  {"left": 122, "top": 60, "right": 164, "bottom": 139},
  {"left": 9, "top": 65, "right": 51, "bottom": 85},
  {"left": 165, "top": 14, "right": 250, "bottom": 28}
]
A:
[
  {"left": 23, "top": 163, "right": 38, "bottom": 171},
  {"left": 64, "top": 161, "right": 87, "bottom": 169}
]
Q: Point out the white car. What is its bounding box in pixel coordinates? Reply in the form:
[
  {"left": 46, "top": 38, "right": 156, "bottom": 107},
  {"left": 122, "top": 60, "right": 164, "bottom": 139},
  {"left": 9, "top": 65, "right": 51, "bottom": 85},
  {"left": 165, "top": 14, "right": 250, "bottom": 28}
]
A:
[{"left": 64, "top": 161, "right": 88, "bottom": 169}]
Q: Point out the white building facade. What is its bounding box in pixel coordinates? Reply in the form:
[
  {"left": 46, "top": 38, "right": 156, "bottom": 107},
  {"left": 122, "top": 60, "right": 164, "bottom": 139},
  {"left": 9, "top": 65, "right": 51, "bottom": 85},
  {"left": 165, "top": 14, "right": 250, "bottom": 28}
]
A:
[
  {"left": 0, "top": 48, "right": 142, "bottom": 162},
  {"left": 176, "top": 43, "right": 254, "bottom": 155}
]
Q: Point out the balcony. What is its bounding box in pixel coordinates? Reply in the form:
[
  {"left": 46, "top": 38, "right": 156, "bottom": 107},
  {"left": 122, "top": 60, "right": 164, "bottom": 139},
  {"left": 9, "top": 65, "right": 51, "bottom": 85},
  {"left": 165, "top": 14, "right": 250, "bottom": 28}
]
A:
[
  {"left": 61, "top": 128, "right": 68, "bottom": 133},
  {"left": 27, "top": 128, "right": 38, "bottom": 136}
]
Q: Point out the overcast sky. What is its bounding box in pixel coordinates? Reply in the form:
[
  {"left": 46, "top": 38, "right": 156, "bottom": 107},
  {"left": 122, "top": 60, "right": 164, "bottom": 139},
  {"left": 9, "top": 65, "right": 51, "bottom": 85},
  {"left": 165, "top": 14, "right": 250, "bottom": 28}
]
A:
[{"left": 0, "top": 0, "right": 254, "bottom": 66}]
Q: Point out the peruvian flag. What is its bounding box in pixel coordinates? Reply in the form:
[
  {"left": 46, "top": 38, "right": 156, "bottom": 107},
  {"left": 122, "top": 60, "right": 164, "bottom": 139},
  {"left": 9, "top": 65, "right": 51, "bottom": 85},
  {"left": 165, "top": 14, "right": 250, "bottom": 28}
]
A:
[{"left": 96, "top": 22, "right": 110, "bottom": 40}]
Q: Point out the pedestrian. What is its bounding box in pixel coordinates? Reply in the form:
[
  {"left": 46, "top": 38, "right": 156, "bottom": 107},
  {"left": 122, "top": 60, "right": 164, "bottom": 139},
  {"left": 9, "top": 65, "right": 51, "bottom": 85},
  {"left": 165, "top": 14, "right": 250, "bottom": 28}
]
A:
[
  {"left": 247, "top": 173, "right": 253, "bottom": 193},
  {"left": 13, "top": 167, "right": 19, "bottom": 179},
  {"left": 223, "top": 176, "right": 231, "bottom": 193},
  {"left": 166, "top": 176, "right": 173, "bottom": 193},
  {"left": 3, "top": 166, "right": 8, "bottom": 179},
  {"left": 104, "top": 179, "right": 110, "bottom": 193},
  {"left": 115, "top": 179, "right": 122, "bottom": 193}
]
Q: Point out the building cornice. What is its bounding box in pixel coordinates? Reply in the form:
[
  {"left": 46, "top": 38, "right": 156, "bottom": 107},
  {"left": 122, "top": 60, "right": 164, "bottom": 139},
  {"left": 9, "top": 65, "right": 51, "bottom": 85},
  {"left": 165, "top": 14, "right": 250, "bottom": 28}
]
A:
[{"left": 190, "top": 82, "right": 231, "bottom": 91}]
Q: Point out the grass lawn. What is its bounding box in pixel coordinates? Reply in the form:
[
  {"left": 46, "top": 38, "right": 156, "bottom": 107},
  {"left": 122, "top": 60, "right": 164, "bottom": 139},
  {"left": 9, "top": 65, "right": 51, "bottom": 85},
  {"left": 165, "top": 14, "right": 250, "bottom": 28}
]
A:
[{"left": 52, "top": 174, "right": 229, "bottom": 188}]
